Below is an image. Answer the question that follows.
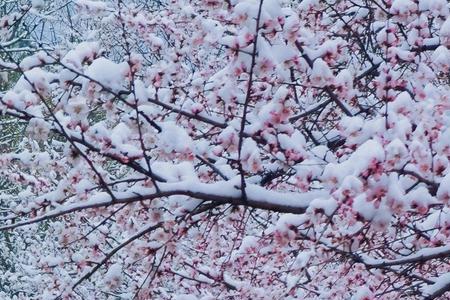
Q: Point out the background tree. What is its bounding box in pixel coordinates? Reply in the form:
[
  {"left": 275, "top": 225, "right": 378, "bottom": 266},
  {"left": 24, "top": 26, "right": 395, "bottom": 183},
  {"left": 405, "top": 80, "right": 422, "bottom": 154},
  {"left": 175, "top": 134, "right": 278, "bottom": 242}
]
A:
[{"left": 1, "top": 0, "right": 450, "bottom": 299}]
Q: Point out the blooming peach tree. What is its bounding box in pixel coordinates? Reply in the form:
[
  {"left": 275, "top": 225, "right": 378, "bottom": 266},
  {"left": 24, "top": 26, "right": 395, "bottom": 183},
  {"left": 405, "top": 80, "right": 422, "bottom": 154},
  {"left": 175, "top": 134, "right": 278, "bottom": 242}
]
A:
[{"left": 1, "top": 0, "right": 450, "bottom": 299}]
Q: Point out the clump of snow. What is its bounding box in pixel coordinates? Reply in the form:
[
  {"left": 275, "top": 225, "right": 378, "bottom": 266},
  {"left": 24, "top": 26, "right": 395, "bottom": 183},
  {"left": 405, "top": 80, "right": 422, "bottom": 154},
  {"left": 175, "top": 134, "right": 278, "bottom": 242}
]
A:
[
  {"left": 174, "top": 295, "right": 198, "bottom": 300},
  {"left": 418, "top": 0, "right": 448, "bottom": 17},
  {"left": 437, "top": 173, "right": 450, "bottom": 204},
  {"left": 75, "top": 0, "right": 109, "bottom": 14},
  {"left": 322, "top": 139, "right": 385, "bottom": 186},
  {"left": 385, "top": 138, "right": 408, "bottom": 168},
  {"left": 307, "top": 197, "right": 337, "bottom": 216},
  {"left": 241, "top": 138, "right": 262, "bottom": 172},
  {"left": 423, "top": 272, "right": 450, "bottom": 297},
  {"left": 353, "top": 193, "right": 376, "bottom": 220},
  {"left": 157, "top": 122, "right": 193, "bottom": 155},
  {"left": 65, "top": 96, "right": 89, "bottom": 121},
  {"left": 432, "top": 46, "right": 450, "bottom": 72},
  {"left": 20, "top": 51, "right": 54, "bottom": 70},
  {"left": 390, "top": 0, "right": 416, "bottom": 21},
  {"left": 351, "top": 286, "right": 374, "bottom": 300},
  {"left": 14, "top": 68, "right": 51, "bottom": 97},
  {"left": 103, "top": 263, "right": 122, "bottom": 289},
  {"left": 62, "top": 42, "right": 101, "bottom": 70},
  {"left": 84, "top": 57, "right": 128, "bottom": 92},
  {"left": 441, "top": 17, "right": 450, "bottom": 46},
  {"left": 31, "top": 0, "right": 45, "bottom": 9},
  {"left": 310, "top": 58, "right": 334, "bottom": 87},
  {"left": 26, "top": 118, "right": 50, "bottom": 141}
]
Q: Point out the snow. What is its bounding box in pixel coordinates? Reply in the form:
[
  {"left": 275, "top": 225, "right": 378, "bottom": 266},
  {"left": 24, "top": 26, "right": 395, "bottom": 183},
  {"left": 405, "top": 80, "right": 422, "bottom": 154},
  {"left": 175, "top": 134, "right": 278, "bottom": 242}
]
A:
[
  {"left": 31, "top": 0, "right": 45, "bottom": 9},
  {"left": 19, "top": 51, "right": 54, "bottom": 70},
  {"left": 423, "top": 273, "right": 450, "bottom": 297},
  {"left": 41, "top": 255, "right": 63, "bottom": 267},
  {"left": 75, "top": 0, "right": 109, "bottom": 13},
  {"left": 262, "top": 0, "right": 283, "bottom": 19},
  {"left": 310, "top": 58, "right": 333, "bottom": 87},
  {"left": 298, "top": 0, "right": 320, "bottom": 11},
  {"left": 322, "top": 139, "right": 385, "bottom": 185},
  {"left": 441, "top": 17, "right": 450, "bottom": 45},
  {"left": 241, "top": 138, "right": 262, "bottom": 172},
  {"left": 339, "top": 116, "right": 363, "bottom": 137},
  {"left": 0, "top": 176, "right": 332, "bottom": 231},
  {"left": 364, "top": 245, "right": 450, "bottom": 266},
  {"left": 5, "top": 0, "right": 450, "bottom": 298},
  {"left": 174, "top": 294, "right": 198, "bottom": 300},
  {"left": 62, "top": 42, "right": 101, "bottom": 70},
  {"left": 221, "top": 272, "right": 246, "bottom": 290},
  {"left": 134, "top": 79, "right": 149, "bottom": 104},
  {"left": 293, "top": 251, "right": 312, "bottom": 269},
  {"left": 371, "top": 206, "right": 392, "bottom": 231},
  {"left": 14, "top": 68, "right": 51, "bottom": 96},
  {"left": 273, "top": 213, "right": 309, "bottom": 232},
  {"left": 127, "top": 179, "right": 329, "bottom": 213},
  {"left": 353, "top": 193, "right": 375, "bottom": 220},
  {"left": 104, "top": 263, "right": 121, "bottom": 279},
  {"left": 339, "top": 175, "right": 363, "bottom": 197},
  {"left": 389, "top": 92, "right": 414, "bottom": 115},
  {"left": 351, "top": 286, "right": 373, "bottom": 300},
  {"left": 103, "top": 263, "right": 122, "bottom": 288},
  {"left": 311, "top": 38, "right": 345, "bottom": 60},
  {"left": 111, "top": 123, "right": 132, "bottom": 147},
  {"left": 405, "top": 186, "right": 436, "bottom": 211},
  {"left": 26, "top": 118, "right": 51, "bottom": 141},
  {"left": 218, "top": 126, "right": 239, "bottom": 149},
  {"left": 418, "top": 0, "right": 448, "bottom": 16},
  {"left": 432, "top": 46, "right": 450, "bottom": 71},
  {"left": 74, "top": 179, "right": 95, "bottom": 195},
  {"left": 65, "top": 96, "right": 89, "bottom": 121},
  {"left": 390, "top": 0, "right": 415, "bottom": 17},
  {"left": 278, "top": 131, "right": 306, "bottom": 152},
  {"left": 385, "top": 138, "right": 408, "bottom": 167},
  {"left": 335, "top": 69, "right": 353, "bottom": 88},
  {"left": 152, "top": 161, "right": 198, "bottom": 182},
  {"left": 245, "top": 184, "right": 327, "bottom": 209},
  {"left": 157, "top": 122, "right": 193, "bottom": 154},
  {"left": 307, "top": 197, "right": 337, "bottom": 216},
  {"left": 437, "top": 173, "right": 450, "bottom": 203},
  {"left": 85, "top": 57, "right": 128, "bottom": 92},
  {"left": 237, "top": 236, "right": 259, "bottom": 254}
]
